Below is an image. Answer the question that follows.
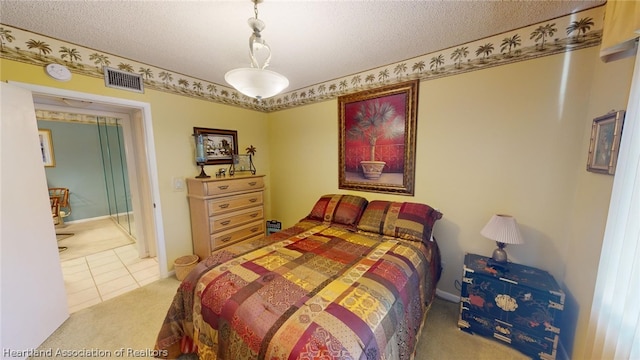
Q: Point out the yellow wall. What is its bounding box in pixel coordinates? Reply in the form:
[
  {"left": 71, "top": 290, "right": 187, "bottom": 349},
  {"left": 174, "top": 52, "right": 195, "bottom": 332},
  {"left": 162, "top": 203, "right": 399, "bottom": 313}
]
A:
[
  {"left": 266, "top": 47, "right": 635, "bottom": 357},
  {"left": 0, "top": 59, "right": 270, "bottom": 272}
]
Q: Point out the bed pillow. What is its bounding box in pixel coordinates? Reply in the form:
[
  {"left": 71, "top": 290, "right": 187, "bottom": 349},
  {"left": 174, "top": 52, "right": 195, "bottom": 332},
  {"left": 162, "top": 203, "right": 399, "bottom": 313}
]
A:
[
  {"left": 357, "top": 200, "right": 442, "bottom": 243},
  {"left": 306, "top": 194, "right": 369, "bottom": 230}
]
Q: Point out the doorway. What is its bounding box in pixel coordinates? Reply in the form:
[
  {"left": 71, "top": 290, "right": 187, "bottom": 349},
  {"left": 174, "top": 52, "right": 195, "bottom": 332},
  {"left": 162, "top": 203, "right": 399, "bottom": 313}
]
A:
[{"left": 11, "top": 81, "right": 168, "bottom": 279}]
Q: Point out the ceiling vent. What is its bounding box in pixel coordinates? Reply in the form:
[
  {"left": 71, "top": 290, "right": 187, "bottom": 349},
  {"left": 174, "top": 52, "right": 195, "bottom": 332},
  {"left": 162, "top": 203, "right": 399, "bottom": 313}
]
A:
[{"left": 103, "top": 67, "right": 144, "bottom": 93}]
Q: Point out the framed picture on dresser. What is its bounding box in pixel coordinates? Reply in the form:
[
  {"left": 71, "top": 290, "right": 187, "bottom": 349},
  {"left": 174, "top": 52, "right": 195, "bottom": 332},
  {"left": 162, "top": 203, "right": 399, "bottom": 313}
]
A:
[{"left": 193, "top": 127, "right": 238, "bottom": 165}]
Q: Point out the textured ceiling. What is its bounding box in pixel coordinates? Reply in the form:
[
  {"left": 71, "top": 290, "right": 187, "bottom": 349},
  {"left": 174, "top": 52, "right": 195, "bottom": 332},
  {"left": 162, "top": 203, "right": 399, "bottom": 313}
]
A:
[{"left": 0, "top": 0, "right": 605, "bottom": 93}]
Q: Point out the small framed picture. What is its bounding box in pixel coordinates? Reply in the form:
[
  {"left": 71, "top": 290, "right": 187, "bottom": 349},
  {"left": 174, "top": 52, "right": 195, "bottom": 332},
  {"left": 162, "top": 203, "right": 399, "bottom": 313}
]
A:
[
  {"left": 38, "top": 129, "right": 56, "bottom": 167},
  {"left": 587, "top": 110, "right": 625, "bottom": 175},
  {"left": 193, "top": 127, "right": 238, "bottom": 165}
]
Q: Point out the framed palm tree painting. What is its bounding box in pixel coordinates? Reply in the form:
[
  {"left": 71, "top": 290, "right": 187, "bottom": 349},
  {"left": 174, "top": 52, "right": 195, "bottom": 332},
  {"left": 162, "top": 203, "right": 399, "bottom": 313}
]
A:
[{"left": 338, "top": 80, "right": 419, "bottom": 195}]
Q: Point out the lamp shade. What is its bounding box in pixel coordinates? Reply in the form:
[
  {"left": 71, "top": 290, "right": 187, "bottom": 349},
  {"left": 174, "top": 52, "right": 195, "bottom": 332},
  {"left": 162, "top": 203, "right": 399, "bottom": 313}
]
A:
[
  {"left": 225, "top": 67, "right": 289, "bottom": 100},
  {"left": 480, "top": 214, "right": 524, "bottom": 245}
]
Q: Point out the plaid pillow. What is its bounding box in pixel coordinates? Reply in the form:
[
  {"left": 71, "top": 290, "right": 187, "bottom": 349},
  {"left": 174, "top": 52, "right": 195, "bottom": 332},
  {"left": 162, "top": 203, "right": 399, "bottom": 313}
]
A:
[
  {"left": 307, "top": 194, "right": 369, "bottom": 230},
  {"left": 357, "top": 201, "right": 442, "bottom": 243}
]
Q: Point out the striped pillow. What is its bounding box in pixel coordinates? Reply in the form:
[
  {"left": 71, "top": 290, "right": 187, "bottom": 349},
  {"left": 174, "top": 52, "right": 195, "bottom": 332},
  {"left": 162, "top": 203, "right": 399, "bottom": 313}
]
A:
[
  {"left": 357, "top": 201, "right": 443, "bottom": 243},
  {"left": 307, "top": 194, "right": 369, "bottom": 230}
]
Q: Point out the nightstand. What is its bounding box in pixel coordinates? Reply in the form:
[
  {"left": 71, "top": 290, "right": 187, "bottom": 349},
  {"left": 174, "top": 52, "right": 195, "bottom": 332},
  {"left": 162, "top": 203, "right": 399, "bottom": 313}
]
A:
[{"left": 458, "top": 253, "right": 565, "bottom": 360}]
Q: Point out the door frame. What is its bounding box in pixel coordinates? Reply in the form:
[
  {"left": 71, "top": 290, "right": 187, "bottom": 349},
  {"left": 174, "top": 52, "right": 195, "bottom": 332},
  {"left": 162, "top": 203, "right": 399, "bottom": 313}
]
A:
[{"left": 10, "top": 81, "right": 168, "bottom": 277}]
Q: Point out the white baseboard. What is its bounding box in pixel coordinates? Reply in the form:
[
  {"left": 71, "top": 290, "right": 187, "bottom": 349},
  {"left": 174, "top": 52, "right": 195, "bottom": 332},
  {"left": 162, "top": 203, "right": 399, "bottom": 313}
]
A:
[{"left": 436, "top": 288, "right": 460, "bottom": 303}]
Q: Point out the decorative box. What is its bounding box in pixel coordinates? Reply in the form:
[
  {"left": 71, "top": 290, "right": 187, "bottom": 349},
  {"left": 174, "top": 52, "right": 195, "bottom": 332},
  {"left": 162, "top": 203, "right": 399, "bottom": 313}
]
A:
[{"left": 458, "top": 253, "right": 565, "bottom": 360}]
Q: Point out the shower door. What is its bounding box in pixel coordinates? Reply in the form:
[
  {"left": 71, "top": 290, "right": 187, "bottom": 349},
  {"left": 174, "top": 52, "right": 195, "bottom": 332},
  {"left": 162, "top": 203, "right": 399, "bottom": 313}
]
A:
[{"left": 97, "top": 117, "right": 135, "bottom": 239}]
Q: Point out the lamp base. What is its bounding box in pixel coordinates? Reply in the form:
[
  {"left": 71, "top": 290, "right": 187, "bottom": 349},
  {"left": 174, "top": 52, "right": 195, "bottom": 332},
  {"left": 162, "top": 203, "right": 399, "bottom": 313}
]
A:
[
  {"left": 491, "top": 242, "right": 508, "bottom": 263},
  {"left": 195, "top": 163, "right": 210, "bottom": 178}
]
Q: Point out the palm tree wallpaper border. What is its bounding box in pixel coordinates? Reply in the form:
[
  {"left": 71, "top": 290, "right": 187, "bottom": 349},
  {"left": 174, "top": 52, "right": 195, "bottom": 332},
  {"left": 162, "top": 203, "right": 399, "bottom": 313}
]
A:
[
  {"left": 338, "top": 80, "right": 419, "bottom": 196},
  {"left": 0, "top": 6, "right": 602, "bottom": 113}
]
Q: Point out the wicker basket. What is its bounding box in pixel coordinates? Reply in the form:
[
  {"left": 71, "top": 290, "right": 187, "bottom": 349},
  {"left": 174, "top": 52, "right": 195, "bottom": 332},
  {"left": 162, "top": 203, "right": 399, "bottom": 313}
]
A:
[{"left": 174, "top": 254, "right": 199, "bottom": 281}]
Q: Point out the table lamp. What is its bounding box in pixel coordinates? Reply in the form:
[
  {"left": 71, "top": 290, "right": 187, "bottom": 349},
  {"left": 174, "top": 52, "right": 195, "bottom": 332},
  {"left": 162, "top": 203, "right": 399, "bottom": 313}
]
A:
[{"left": 480, "top": 214, "right": 524, "bottom": 263}]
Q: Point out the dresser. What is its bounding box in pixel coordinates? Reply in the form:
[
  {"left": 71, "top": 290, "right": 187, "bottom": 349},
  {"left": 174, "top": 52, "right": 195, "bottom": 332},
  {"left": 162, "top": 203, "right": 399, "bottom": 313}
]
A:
[
  {"left": 186, "top": 175, "right": 265, "bottom": 260},
  {"left": 458, "top": 253, "right": 565, "bottom": 360}
]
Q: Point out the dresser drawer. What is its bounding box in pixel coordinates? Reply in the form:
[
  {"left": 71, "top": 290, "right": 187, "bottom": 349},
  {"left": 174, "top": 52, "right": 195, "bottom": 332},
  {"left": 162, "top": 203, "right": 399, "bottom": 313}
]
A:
[
  {"left": 211, "top": 220, "right": 265, "bottom": 250},
  {"left": 203, "top": 176, "right": 264, "bottom": 196},
  {"left": 459, "top": 308, "right": 557, "bottom": 359},
  {"left": 207, "top": 191, "right": 263, "bottom": 216},
  {"left": 209, "top": 206, "right": 264, "bottom": 234}
]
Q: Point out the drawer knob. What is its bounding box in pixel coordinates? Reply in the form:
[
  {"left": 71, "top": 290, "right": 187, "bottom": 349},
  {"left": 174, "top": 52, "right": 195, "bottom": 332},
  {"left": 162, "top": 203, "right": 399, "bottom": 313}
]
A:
[
  {"left": 250, "top": 227, "right": 259, "bottom": 233},
  {"left": 221, "top": 220, "right": 231, "bottom": 226},
  {"left": 218, "top": 185, "right": 229, "bottom": 190},
  {"left": 221, "top": 236, "right": 232, "bottom": 242},
  {"left": 250, "top": 213, "right": 258, "bottom": 218},
  {"left": 248, "top": 181, "right": 257, "bottom": 186},
  {"left": 218, "top": 203, "right": 230, "bottom": 209},
  {"left": 249, "top": 198, "right": 257, "bottom": 203}
]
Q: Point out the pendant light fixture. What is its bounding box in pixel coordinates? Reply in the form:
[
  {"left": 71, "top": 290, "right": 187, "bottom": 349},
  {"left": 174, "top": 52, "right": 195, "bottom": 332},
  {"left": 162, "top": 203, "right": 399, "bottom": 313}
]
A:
[{"left": 225, "top": 0, "right": 289, "bottom": 100}]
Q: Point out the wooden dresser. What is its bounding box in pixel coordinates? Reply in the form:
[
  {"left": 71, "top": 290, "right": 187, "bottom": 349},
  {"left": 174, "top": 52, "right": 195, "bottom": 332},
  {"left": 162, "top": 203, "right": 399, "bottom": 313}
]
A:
[{"left": 186, "top": 174, "right": 265, "bottom": 260}]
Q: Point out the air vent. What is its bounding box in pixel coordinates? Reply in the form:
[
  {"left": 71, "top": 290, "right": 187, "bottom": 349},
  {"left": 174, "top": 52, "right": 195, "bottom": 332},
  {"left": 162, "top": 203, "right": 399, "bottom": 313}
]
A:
[{"left": 103, "top": 67, "right": 144, "bottom": 93}]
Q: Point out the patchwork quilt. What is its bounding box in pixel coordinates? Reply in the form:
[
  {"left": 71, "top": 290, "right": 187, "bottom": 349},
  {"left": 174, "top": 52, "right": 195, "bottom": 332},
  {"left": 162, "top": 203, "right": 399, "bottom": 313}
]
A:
[{"left": 155, "top": 219, "right": 441, "bottom": 360}]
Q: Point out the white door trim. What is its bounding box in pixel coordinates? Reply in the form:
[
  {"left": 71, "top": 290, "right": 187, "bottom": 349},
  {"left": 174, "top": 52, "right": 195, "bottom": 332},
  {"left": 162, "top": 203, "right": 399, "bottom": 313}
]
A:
[{"left": 10, "top": 81, "right": 168, "bottom": 278}]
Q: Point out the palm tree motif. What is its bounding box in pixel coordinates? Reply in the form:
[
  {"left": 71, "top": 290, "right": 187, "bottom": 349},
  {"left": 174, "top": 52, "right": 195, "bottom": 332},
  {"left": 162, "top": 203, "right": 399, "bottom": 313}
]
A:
[
  {"left": 476, "top": 43, "right": 494, "bottom": 60},
  {"left": 566, "top": 17, "right": 594, "bottom": 42},
  {"left": 451, "top": 47, "right": 469, "bottom": 69},
  {"left": 346, "top": 100, "right": 404, "bottom": 163},
  {"left": 118, "top": 63, "right": 134, "bottom": 72},
  {"left": 291, "top": 92, "right": 299, "bottom": 101},
  {"left": 220, "top": 89, "right": 229, "bottom": 97},
  {"left": 139, "top": 67, "right": 154, "bottom": 80},
  {"left": 329, "top": 84, "right": 337, "bottom": 92},
  {"left": 59, "top": 46, "right": 82, "bottom": 63},
  {"left": 530, "top": 23, "right": 557, "bottom": 50},
  {"left": 500, "top": 34, "right": 521, "bottom": 55},
  {"left": 318, "top": 84, "right": 327, "bottom": 94},
  {"left": 230, "top": 92, "right": 239, "bottom": 100},
  {"left": 412, "top": 60, "right": 426, "bottom": 74},
  {"left": 378, "top": 69, "right": 390, "bottom": 82},
  {"left": 178, "top": 79, "right": 189, "bottom": 89},
  {"left": 283, "top": 95, "right": 290, "bottom": 102},
  {"left": 192, "top": 81, "right": 203, "bottom": 93},
  {"left": 339, "top": 80, "right": 348, "bottom": 91},
  {"left": 207, "top": 84, "right": 217, "bottom": 95},
  {"left": 351, "top": 75, "right": 362, "bottom": 88},
  {"left": 430, "top": 54, "right": 445, "bottom": 72},
  {"left": 89, "top": 53, "right": 110, "bottom": 69},
  {"left": 308, "top": 88, "right": 316, "bottom": 97},
  {"left": 365, "top": 74, "right": 375, "bottom": 84},
  {"left": 0, "top": 27, "right": 15, "bottom": 52},
  {"left": 159, "top": 71, "right": 173, "bottom": 84},
  {"left": 394, "top": 63, "right": 407, "bottom": 79},
  {"left": 26, "top": 39, "right": 51, "bottom": 56}
]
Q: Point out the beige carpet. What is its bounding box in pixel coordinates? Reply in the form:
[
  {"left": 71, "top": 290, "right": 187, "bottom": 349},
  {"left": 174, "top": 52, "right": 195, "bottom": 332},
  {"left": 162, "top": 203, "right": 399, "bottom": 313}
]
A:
[
  {"left": 34, "top": 277, "right": 528, "bottom": 360},
  {"left": 57, "top": 218, "right": 134, "bottom": 261}
]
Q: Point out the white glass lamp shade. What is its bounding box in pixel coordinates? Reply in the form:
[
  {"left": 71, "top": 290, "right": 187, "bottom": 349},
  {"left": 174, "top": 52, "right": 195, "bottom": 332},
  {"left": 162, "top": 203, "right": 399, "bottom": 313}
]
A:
[
  {"left": 480, "top": 214, "right": 524, "bottom": 245},
  {"left": 224, "top": 67, "right": 289, "bottom": 100}
]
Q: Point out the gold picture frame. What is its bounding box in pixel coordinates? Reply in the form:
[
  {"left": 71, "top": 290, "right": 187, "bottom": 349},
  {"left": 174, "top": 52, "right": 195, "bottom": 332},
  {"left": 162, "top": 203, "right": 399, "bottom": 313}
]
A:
[
  {"left": 587, "top": 110, "right": 625, "bottom": 175},
  {"left": 38, "top": 129, "right": 56, "bottom": 167},
  {"left": 338, "top": 80, "right": 419, "bottom": 195}
]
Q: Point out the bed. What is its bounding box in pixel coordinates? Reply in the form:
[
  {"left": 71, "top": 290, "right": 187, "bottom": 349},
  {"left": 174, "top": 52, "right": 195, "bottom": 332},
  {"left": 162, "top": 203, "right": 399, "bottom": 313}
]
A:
[{"left": 155, "top": 194, "right": 443, "bottom": 359}]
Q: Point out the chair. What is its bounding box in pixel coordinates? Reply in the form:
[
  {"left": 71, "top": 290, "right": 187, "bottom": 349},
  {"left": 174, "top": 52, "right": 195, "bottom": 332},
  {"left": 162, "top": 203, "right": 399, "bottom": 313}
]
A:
[
  {"left": 48, "top": 188, "right": 71, "bottom": 225},
  {"left": 50, "top": 196, "right": 68, "bottom": 251}
]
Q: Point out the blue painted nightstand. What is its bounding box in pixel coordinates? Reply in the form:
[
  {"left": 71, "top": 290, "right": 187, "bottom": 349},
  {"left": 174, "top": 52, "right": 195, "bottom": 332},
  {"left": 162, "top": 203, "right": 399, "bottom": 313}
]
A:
[{"left": 458, "top": 253, "right": 565, "bottom": 360}]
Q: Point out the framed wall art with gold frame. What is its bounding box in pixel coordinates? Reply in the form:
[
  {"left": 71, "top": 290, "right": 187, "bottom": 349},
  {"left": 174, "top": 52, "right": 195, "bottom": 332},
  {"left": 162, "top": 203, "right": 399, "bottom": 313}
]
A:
[
  {"left": 587, "top": 110, "right": 625, "bottom": 175},
  {"left": 38, "top": 129, "right": 56, "bottom": 167},
  {"left": 338, "top": 80, "right": 419, "bottom": 195}
]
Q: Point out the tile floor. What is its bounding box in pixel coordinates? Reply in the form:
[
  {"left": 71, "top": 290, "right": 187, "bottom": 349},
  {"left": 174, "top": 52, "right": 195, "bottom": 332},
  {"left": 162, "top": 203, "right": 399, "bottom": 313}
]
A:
[{"left": 61, "top": 244, "right": 160, "bottom": 313}]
